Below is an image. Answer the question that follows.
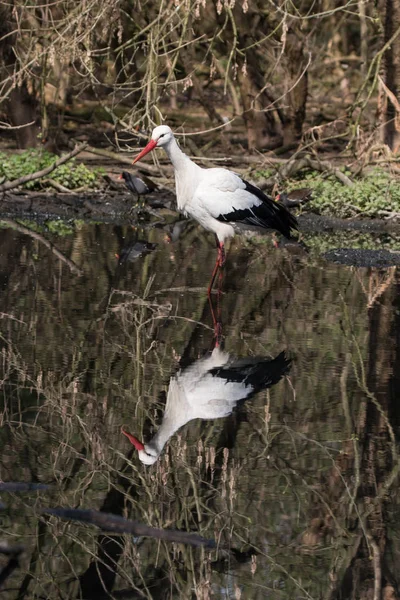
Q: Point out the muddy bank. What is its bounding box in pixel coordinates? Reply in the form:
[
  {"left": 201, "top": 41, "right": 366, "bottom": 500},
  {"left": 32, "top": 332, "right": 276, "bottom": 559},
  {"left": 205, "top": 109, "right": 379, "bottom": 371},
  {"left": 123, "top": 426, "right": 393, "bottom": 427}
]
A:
[
  {"left": 0, "top": 190, "right": 175, "bottom": 224},
  {"left": 2, "top": 190, "right": 400, "bottom": 268},
  {"left": 298, "top": 213, "right": 400, "bottom": 234},
  {"left": 323, "top": 248, "right": 400, "bottom": 267},
  {"left": 3, "top": 190, "right": 400, "bottom": 233}
]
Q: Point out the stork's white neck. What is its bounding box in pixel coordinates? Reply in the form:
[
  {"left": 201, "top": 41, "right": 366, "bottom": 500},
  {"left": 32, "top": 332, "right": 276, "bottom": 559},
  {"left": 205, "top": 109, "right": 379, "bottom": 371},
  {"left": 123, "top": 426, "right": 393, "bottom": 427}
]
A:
[
  {"left": 147, "top": 377, "right": 192, "bottom": 458},
  {"left": 162, "top": 136, "right": 202, "bottom": 210},
  {"left": 149, "top": 419, "right": 180, "bottom": 456},
  {"left": 163, "top": 136, "right": 193, "bottom": 172}
]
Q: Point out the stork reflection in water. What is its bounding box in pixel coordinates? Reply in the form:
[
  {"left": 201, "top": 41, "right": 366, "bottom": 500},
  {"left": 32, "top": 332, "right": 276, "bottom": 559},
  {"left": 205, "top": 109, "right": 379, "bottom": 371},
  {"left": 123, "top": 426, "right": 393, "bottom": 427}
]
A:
[{"left": 122, "top": 346, "right": 290, "bottom": 465}]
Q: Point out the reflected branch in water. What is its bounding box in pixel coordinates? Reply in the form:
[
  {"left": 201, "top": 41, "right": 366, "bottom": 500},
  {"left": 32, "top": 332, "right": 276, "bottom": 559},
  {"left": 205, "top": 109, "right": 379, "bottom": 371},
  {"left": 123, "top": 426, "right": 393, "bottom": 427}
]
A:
[
  {"left": 44, "top": 508, "right": 216, "bottom": 548},
  {"left": 0, "top": 482, "right": 49, "bottom": 492},
  {"left": 0, "top": 219, "right": 83, "bottom": 276}
]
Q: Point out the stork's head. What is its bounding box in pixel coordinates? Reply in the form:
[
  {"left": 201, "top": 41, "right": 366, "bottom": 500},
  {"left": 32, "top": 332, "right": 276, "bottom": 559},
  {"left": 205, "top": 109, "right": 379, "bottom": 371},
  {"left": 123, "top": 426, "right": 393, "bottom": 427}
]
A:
[
  {"left": 151, "top": 125, "right": 174, "bottom": 146},
  {"left": 121, "top": 428, "right": 159, "bottom": 465},
  {"left": 132, "top": 125, "right": 173, "bottom": 164}
]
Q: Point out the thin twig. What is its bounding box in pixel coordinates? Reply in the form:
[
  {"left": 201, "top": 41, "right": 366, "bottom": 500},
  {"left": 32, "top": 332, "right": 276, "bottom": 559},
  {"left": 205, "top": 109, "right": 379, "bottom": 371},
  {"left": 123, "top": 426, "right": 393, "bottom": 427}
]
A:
[{"left": 85, "top": 145, "right": 163, "bottom": 175}]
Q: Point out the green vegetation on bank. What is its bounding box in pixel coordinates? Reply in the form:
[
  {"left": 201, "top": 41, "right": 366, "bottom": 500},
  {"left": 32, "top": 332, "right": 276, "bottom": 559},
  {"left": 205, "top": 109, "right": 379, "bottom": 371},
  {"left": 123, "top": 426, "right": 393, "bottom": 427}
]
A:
[
  {"left": 0, "top": 149, "right": 103, "bottom": 190},
  {"left": 246, "top": 227, "right": 400, "bottom": 255},
  {"left": 280, "top": 168, "right": 399, "bottom": 219}
]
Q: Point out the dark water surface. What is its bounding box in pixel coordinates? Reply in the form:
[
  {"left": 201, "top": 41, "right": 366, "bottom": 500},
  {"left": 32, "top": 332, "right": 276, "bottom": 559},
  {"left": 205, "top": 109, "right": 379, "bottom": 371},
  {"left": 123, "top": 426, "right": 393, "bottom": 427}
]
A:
[{"left": 0, "top": 221, "right": 399, "bottom": 599}]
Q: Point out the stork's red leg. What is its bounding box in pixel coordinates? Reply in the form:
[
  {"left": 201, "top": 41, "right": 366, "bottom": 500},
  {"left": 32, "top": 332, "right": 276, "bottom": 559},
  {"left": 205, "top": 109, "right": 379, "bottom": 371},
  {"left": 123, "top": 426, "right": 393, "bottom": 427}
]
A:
[
  {"left": 208, "top": 292, "right": 222, "bottom": 346},
  {"left": 207, "top": 256, "right": 220, "bottom": 296},
  {"left": 208, "top": 276, "right": 223, "bottom": 347},
  {"left": 218, "top": 242, "right": 226, "bottom": 267},
  {"left": 208, "top": 241, "right": 225, "bottom": 296},
  {"left": 207, "top": 240, "right": 225, "bottom": 345}
]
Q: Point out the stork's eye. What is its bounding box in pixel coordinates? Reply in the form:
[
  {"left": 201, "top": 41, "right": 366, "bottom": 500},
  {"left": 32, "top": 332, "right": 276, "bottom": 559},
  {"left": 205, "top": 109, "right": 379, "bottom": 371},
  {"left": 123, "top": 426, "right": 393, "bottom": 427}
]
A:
[{"left": 158, "top": 133, "right": 165, "bottom": 138}]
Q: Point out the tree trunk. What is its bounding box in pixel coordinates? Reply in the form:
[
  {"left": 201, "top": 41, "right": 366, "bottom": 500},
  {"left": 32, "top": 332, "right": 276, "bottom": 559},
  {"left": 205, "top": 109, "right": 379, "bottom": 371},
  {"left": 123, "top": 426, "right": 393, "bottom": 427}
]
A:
[
  {"left": 0, "top": 3, "right": 39, "bottom": 148},
  {"left": 380, "top": 0, "right": 400, "bottom": 150},
  {"left": 237, "top": 70, "right": 273, "bottom": 150},
  {"left": 237, "top": 54, "right": 283, "bottom": 151},
  {"left": 8, "top": 83, "right": 39, "bottom": 149},
  {"left": 237, "top": 30, "right": 308, "bottom": 150},
  {"left": 281, "top": 29, "right": 309, "bottom": 146}
]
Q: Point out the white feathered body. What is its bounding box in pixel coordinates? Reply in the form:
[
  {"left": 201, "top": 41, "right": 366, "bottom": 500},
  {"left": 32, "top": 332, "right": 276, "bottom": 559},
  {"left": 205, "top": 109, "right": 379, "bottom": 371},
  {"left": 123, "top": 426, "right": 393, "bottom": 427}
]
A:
[
  {"left": 165, "top": 134, "right": 297, "bottom": 243},
  {"left": 150, "top": 348, "right": 247, "bottom": 453},
  {"left": 147, "top": 348, "right": 290, "bottom": 459},
  {"left": 128, "top": 342, "right": 290, "bottom": 464}
]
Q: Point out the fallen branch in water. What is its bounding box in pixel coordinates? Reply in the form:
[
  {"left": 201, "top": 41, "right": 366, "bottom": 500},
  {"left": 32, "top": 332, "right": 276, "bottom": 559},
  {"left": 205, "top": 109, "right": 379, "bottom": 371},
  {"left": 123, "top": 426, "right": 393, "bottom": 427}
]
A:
[
  {"left": 44, "top": 508, "right": 216, "bottom": 548},
  {"left": 0, "top": 144, "right": 87, "bottom": 193},
  {"left": 0, "top": 219, "right": 83, "bottom": 276}
]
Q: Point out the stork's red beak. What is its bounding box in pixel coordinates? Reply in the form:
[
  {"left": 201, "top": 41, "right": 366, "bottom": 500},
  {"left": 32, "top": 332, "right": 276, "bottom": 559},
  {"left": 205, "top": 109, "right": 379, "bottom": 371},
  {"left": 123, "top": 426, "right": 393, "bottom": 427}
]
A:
[
  {"left": 132, "top": 139, "right": 157, "bottom": 164},
  {"left": 121, "top": 427, "right": 145, "bottom": 451}
]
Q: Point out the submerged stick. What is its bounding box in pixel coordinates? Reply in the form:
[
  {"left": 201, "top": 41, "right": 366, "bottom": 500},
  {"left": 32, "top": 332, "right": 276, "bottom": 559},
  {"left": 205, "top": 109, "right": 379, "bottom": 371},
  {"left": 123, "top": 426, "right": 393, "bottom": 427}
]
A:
[{"left": 0, "top": 483, "right": 49, "bottom": 492}]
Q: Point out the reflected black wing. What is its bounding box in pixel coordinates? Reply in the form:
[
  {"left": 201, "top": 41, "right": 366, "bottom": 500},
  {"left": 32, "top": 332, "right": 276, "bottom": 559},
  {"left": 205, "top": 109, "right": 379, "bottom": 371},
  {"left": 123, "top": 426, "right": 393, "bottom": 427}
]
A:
[{"left": 209, "top": 351, "right": 291, "bottom": 392}]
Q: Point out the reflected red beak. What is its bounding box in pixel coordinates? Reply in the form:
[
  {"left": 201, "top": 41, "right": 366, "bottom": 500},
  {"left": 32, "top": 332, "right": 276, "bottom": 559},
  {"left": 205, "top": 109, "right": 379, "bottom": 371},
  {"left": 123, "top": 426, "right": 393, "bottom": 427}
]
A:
[
  {"left": 121, "top": 428, "right": 145, "bottom": 451},
  {"left": 132, "top": 139, "right": 157, "bottom": 164}
]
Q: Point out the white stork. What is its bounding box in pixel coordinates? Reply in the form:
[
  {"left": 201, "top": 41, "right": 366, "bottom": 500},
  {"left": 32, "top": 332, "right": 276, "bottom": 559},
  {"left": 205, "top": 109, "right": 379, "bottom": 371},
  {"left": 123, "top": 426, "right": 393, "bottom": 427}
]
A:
[
  {"left": 121, "top": 348, "right": 290, "bottom": 465},
  {"left": 131, "top": 125, "right": 298, "bottom": 291}
]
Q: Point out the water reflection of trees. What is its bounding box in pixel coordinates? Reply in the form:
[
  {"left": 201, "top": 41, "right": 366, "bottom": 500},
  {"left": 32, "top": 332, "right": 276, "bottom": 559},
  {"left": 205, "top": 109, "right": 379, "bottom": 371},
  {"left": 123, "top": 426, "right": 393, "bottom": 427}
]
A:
[{"left": 0, "top": 223, "right": 399, "bottom": 599}]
